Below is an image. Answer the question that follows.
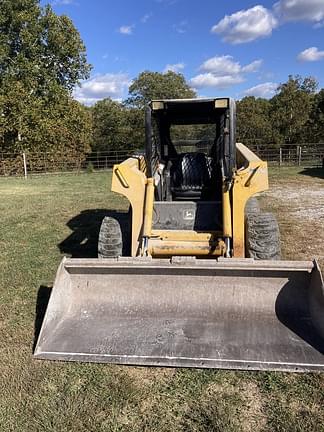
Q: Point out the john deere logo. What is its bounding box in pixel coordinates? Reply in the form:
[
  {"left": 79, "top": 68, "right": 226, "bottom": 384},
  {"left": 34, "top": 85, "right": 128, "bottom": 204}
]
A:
[{"left": 183, "top": 210, "right": 195, "bottom": 220}]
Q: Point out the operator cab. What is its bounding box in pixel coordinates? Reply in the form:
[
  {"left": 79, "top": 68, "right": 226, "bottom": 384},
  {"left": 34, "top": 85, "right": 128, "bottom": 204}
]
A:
[{"left": 145, "top": 98, "right": 236, "bottom": 202}]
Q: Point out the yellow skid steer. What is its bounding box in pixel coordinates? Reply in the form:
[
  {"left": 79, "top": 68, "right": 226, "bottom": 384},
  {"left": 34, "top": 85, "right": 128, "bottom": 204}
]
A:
[{"left": 34, "top": 98, "right": 324, "bottom": 372}]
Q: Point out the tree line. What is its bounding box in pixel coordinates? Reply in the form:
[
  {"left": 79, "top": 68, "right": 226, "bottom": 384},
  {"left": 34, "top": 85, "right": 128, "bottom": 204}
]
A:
[
  {"left": 92, "top": 73, "right": 324, "bottom": 153},
  {"left": 237, "top": 76, "right": 324, "bottom": 147},
  {"left": 1, "top": 0, "right": 324, "bottom": 165}
]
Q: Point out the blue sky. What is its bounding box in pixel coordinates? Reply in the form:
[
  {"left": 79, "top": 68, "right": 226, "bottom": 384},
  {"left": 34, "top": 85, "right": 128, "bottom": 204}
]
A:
[{"left": 45, "top": 0, "right": 324, "bottom": 104}]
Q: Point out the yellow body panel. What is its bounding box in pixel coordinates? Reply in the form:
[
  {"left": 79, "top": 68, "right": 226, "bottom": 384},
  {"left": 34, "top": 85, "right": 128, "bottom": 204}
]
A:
[
  {"left": 222, "top": 188, "right": 232, "bottom": 238},
  {"left": 151, "top": 230, "right": 222, "bottom": 241},
  {"left": 232, "top": 143, "right": 269, "bottom": 257},
  {"left": 111, "top": 143, "right": 268, "bottom": 258},
  {"left": 142, "top": 178, "right": 155, "bottom": 238},
  {"left": 148, "top": 239, "right": 226, "bottom": 256},
  {"left": 111, "top": 156, "right": 146, "bottom": 256},
  {"left": 148, "top": 230, "right": 225, "bottom": 257}
]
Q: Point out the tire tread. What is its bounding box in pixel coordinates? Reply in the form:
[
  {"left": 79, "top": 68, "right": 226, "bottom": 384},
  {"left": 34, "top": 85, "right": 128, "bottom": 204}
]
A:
[{"left": 246, "top": 212, "right": 281, "bottom": 260}]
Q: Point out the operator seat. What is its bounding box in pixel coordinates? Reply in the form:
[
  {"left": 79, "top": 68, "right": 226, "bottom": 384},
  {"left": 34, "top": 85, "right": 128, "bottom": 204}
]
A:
[{"left": 170, "top": 152, "right": 213, "bottom": 200}]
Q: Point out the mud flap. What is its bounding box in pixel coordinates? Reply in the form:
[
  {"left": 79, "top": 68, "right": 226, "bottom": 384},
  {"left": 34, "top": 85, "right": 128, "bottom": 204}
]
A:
[{"left": 34, "top": 257, "right": 324, "bottom": 372}]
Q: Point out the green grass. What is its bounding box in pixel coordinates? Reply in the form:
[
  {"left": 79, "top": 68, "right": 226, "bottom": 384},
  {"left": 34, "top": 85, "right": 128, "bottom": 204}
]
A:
[
  {"left": 268, "top": 165, "right": 324, "bottom": 180},
  {"left": 0, "top": 171, "right": 323, "bottom": 432}
]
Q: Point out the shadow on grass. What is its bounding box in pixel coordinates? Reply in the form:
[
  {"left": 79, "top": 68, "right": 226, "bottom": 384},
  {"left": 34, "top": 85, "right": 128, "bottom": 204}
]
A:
[
  {"left": 33, "top": 285, "right": 52, "bottom": 351},
  {"left": 299, "top": 167, "right": 324, "bottom": 179},
  {"left": 58, "top": 209, "right": 129, "bottom": 258}
]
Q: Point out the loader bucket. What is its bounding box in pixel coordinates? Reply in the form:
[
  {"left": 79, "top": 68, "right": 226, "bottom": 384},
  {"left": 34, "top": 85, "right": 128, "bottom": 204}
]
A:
[{"left": 34, "top": 257, "right": 324, "bottom": 372}]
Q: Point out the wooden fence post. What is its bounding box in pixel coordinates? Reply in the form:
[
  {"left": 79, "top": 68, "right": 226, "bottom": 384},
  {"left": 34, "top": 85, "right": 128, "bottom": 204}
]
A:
[
  {"left": 298, "top": 146, "right": 302, "bottom": 166},
  {"left": 22, "top": 152, "right": 27, "bottom": 179}
]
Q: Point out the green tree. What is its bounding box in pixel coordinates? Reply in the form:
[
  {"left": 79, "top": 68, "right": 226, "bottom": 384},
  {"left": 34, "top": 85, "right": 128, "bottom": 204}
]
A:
[
  {"left": 304, "top": 89, "right": 324, "bottom": 143},
  {"left": 92, "top": 98, "right": 128, "bottom": 152},
  {"left": 236, "top": 96, "right": 277, "bottom": 146},
  {"left": 126, "top": 70, "right": 196, "bottom": 108},
  {"left": 0, "top": 0, "right": 90, "bottom": 93},
  {"left": 29, "top": 89, "right": 92, "bottom": 156},
  {"left": 125, "top": 106, "right": 145, "bottom": 150},
  {"left": 0, "top": 0, "right": 91, "bottom": 156},
  {"left": 270, "top": 75, "right": 318, "bottom": 144},
  {"left": 116, "top": 70, "right": 196, "bottom": 151},
  {"left": 1, "top": 82, "right": 91, "bottom": 157},
  {"left": 92, "top": 99, "right": 144, "bottom": 152}
]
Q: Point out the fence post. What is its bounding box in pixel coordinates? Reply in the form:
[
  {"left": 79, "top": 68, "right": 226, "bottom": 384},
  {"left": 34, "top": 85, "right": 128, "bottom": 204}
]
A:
[
  {"left": 279, "top": 147, "right": 282, "bottom": 167},
  {"left": 22, "top": 152, "right": 27, "bottom": 179},
  {"left": 298, "top": 146, "right": 302, "bottom": 166}
]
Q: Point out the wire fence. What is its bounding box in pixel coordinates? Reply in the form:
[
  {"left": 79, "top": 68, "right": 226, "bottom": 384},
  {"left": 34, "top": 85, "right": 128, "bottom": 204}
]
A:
[
  {"left": 251, "top": 143, "right": 324, "bottom": 167},
  {"left": 0, "top": 143, "right": 323, "bottom": 177},
  {"left": 0, "top": 149, "right": 132, "bottom": 177}
]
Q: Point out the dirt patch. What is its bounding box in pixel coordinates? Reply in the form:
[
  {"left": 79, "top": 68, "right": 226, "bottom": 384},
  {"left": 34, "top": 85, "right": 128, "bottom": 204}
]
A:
[
  {"left": 259, "top": 177, "right": 324, "bottom": 269},
  {"left": 264, "top": 183, "right": 324, "bottom": 222}
]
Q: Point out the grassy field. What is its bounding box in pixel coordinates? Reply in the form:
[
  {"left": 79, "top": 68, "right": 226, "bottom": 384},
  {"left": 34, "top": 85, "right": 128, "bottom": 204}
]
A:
[{"left": 0, "top": 168, "right": 323, "bottom": 432}]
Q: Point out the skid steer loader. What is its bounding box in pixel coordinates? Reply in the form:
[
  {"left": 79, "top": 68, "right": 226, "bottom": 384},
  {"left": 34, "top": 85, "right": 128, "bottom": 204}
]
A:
[{"left": 34, "top": 98, "right": 324, "bottom": 372}]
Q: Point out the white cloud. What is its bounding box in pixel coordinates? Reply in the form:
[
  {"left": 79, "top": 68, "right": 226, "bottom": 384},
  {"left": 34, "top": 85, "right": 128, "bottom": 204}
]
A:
[
  {"left": 243, "top": 82, "right": 278, "bottom": 98},
  {"left": 211, "top": 1, "right": 324, "bottom": 45},
  {"left": 173, "top": 20, "right": 188, "bottom": 34},
  {"left": 297, "top": 46, "right": 324, "bottom": 61},
  {"left": 118, "top": 25, "right": 134, "bottom": 35},
  {"left": 191, "top": 73, "right": 245, "bottom": 90},
  {"left": 211, "top": 5, "right": 278, "bottom": 44},
  {"left": 73, "top": 73, "right": 130, "bottom": 105},
  {"left": 274, "top": 0, "right": 324, "bottom": 23},
  {"left": 242, "top": 59, "right": 263, "bottom": 73},
  {"left": 141, "top": 13, "right": 152, "bottom": 23},
  {"left": 199, "top": 55, "right": 262, "bottom": 76},
  {"left": 200, "top": 55, "right": 241, "bottom": 75},
  {"left": 191, "top": 55, "right": 262, "bottom": 90},
  {"left": 163, "top": 62, "right": 185, "bottom": 73}
]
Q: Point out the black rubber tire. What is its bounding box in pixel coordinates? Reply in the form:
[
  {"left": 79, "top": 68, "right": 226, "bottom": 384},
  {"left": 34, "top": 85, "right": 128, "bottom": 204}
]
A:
[
  {"left": 98, "top": 216, "right": 123, "bottom": 258},
  {"left": 245, "top": 212, "right": 281, "bottom": 260},
  {"left": 245, "top": 197, "right": 260, "bottom": 216}
]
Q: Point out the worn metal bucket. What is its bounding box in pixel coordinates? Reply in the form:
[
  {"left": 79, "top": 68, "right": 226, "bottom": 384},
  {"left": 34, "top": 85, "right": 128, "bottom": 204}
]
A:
[{"left": 34, "top": 257, "right": 324, "bottom": 372}]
